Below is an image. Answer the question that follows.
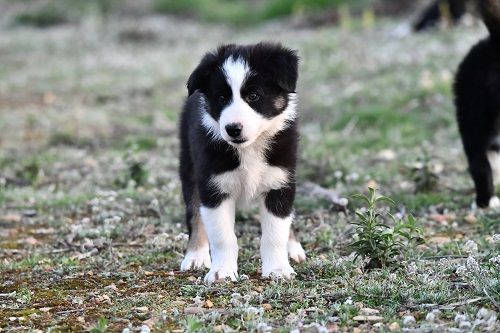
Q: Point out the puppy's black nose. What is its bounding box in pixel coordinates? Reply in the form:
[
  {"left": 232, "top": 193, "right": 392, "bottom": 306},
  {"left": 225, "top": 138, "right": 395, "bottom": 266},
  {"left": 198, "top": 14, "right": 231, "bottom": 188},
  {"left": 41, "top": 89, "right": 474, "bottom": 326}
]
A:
[{"left": 225, "top": 123, "right": 243, "bottom": 138}]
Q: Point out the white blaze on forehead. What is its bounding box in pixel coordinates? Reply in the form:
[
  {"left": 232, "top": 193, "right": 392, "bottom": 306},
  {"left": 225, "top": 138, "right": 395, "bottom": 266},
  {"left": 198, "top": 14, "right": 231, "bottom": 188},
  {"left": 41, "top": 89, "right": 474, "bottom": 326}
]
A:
[{"left": 222, "top": 57, "right": 250, "bottom": 95}]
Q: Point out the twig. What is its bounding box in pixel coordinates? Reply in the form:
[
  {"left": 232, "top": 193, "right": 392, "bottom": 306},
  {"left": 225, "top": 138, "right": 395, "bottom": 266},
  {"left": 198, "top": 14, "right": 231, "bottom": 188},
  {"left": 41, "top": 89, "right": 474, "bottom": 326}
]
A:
[
  {"left": 55, "top": 308, "right": 86, "bottom": 315},
  {"left": 421, "top": 255, "right": 468, "bottom": 260},
  {"left": 483, "top": 288, "right": 500, "bottom": 311},
  {"left": 408, "top": 297, "right": 486, "bottom": 310}
]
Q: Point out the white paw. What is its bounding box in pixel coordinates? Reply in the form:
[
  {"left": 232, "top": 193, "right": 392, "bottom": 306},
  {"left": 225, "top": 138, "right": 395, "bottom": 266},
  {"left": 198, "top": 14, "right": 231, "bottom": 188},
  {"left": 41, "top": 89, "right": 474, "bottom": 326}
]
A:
[
  {"left": 204, "top": 266, "right": 238, "bottom": 284},
  {"left": 180, "top": 247, "right": 211, "bottom": 271},
  {"left": 288, "top": 240, "right": 306, "bottom": 263},
  {"left": 489, "top": 196, "right": 500, "bottom": 209},
  {"left": 262, "top": 264, "right": 296, "bottom": 279}
]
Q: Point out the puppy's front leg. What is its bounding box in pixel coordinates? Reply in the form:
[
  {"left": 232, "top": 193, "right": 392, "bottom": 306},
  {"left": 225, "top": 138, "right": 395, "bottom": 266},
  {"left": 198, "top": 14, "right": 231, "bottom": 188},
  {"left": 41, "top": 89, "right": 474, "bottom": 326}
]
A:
[
  {"left": 201, "top": 199, "right": 238, "bottom": 283},
  {"left": 260, "top": 189, "right": 296, "bottom": 279}
]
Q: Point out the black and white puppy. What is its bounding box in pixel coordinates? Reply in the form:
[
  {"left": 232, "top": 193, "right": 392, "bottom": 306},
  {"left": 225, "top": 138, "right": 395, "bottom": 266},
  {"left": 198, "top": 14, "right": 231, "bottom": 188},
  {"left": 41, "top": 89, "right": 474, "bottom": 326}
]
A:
[
  {"left": 178, "top": 43, "right": 306, "bottom": 283},
  {"left": 454, "top": 0, "right": 500, "bottom": 208}
]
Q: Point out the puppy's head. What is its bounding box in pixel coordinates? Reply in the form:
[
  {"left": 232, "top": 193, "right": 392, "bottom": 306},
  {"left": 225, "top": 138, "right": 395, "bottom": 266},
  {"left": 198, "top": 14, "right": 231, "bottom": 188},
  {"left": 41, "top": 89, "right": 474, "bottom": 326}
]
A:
[{"left": 187, "top": 43, "right": 298, "bottom": 148}]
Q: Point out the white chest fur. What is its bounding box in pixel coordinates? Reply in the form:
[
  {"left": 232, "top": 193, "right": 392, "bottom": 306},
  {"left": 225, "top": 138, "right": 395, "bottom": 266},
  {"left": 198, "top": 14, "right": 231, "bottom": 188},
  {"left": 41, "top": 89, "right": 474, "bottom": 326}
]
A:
[{"left": 211, "top": 137, "right": 289, "bottom": 208}]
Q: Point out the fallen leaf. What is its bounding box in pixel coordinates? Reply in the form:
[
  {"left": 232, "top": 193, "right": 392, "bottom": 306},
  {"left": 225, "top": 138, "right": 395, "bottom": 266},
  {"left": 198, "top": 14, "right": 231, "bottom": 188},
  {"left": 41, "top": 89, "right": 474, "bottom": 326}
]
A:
[
  {"left": 262, "top": 303, "right": 272, "bottom": 311},
  {"left": 22, "top": 237, "right": 40, "bottom": 246},
  {"left": 430, "top": 214, "right": 447, "bottom": 223},
  {"left": 204, "top": 300, "right": 214, "bottom": 308},
  {"left": 428, "top": 236, "right": 452, "bottom": 245},
  {"left": 464, "top": 214, "right": 477, "bottom": 224},
  {"left": 1, "top": 214, "right": 21, "bottom": 223}
]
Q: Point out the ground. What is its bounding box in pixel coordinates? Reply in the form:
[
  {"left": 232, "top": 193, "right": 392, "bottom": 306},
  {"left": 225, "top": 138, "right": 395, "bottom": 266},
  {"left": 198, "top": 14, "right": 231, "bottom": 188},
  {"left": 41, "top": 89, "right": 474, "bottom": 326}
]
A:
[{"left": 0, "top": 3, "right": 499, "bottom": 333}]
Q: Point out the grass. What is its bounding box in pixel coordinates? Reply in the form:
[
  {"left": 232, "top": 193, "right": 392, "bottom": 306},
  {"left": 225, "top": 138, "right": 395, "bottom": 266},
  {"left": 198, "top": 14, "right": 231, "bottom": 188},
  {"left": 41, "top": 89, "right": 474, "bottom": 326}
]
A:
[
  {"left": 0, "top": 1, "right": 499, "bottom": 332},
  {"left": 152, "top": 0, "right": 373, "bottom": 25}
]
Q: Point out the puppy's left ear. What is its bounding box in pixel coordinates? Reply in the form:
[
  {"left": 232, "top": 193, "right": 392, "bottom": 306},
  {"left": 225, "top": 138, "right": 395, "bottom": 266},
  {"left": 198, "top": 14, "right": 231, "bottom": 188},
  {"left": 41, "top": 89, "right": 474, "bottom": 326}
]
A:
[
  {"left": 187, "top": 52, "right": 217, "bottom": 96},
  {"left": 273, "top": 47, "right": 299, "bottom": 92},
  {"left": 252, "top": 43, "right": 299, "bottom": 93}
]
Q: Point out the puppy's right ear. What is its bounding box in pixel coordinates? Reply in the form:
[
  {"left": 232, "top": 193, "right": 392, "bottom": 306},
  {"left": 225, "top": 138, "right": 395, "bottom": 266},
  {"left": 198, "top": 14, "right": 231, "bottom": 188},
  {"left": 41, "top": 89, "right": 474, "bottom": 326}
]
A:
[{"left": 187, "top": 53, "right": 218, "bottom": 96}]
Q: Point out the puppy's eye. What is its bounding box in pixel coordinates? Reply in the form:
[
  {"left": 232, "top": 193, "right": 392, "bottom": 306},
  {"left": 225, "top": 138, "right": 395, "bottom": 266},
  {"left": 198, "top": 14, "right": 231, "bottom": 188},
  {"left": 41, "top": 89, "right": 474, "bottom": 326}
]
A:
[
  {"left": 218, "top": 95, "right": 227, "bottom": 104},
  {"left": 246, "top": 92, "right": 260, "bottom": 103}
]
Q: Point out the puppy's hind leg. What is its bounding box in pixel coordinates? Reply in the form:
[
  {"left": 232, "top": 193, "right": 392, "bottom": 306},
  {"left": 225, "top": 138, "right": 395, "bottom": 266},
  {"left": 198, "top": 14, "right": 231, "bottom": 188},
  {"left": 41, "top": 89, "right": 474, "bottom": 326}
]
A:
[
  {"left": 468, "top": 151, "right": 498, "bottom": 208},
  {"left": 180, "top": 208, "right": 211, "bottom": 271},
  {"left": 288, "top": 228, "right": 306, "bottom": 263},
  {"left": 179, "top": 169, "right": 210, "bottom": 270}
]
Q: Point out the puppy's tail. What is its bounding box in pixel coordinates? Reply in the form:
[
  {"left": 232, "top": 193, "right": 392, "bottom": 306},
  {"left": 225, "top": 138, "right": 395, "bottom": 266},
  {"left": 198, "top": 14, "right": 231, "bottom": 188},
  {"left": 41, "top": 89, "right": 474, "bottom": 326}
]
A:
[{"left": 478, "top": 0, "right": 500, "bottom": 40}]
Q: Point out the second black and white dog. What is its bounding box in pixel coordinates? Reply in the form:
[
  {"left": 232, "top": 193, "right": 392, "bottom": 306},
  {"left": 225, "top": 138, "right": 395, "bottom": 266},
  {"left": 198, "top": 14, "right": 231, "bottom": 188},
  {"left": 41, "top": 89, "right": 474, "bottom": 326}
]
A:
[{"left": 178, "top": 43, "right": 306, "bottom": 283}]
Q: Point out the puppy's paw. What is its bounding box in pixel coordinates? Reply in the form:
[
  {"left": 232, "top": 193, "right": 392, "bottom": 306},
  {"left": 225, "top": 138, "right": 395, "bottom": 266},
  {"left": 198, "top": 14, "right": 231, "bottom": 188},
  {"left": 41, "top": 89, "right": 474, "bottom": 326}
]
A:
[
  {"left": 489, "top": 196, "right": 500, "bottom": 209},
  {"left": 262, "top": 264, "right": 295, "bottom": 279},
  {"left": 204, "top": 266, "right": 238, "bottom": 284},
  {"left": 287, "top": 240, "right": 306, "bottom": 263},
  {"left": 180, "top": 248, "right": 211, "bottom": 271}
]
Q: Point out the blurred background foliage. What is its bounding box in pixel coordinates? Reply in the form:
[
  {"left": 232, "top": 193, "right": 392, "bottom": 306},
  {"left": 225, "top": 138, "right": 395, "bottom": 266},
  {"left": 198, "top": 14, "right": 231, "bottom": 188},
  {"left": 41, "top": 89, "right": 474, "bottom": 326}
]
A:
[{"left": 6, "top": 0, "right": 420, "bottom": 28}]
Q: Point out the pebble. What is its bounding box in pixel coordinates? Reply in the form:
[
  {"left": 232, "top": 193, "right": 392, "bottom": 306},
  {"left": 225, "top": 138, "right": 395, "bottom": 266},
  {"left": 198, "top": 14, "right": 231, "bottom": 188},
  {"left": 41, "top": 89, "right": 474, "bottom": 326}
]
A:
[
  {"left": 262, "top": 303, "right": 273, "bottom": 311},
  {"left": 353, "top": 315, "right": 384, "bottom": 322},
  {"left": 360, "top": 308, "right": 380, "bottom": 315},
  {"left": 454, "top": 313, "right": 467, "bottom": 323},
  {"left": 402, "top": 315, "right": 416, "bottom": 327},
  {"left": 458, "top": 321, "right": 472, "bottom": 329},
  {"left": 388, "top": 322, "right": 400, "bottom": 331}
]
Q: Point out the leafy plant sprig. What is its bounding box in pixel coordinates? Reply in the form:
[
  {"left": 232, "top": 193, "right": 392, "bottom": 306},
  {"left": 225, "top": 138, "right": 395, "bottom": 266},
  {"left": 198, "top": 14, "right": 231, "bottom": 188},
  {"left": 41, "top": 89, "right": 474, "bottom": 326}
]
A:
[{"left": 350, "top": 187, "right": 423, "bottom": 269}]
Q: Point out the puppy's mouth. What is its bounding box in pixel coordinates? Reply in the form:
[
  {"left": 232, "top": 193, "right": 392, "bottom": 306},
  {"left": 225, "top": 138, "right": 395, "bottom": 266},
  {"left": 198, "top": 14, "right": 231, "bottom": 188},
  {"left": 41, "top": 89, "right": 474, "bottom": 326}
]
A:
[{"left": 231, "top": 139, "right": 248, "bottom": 145}]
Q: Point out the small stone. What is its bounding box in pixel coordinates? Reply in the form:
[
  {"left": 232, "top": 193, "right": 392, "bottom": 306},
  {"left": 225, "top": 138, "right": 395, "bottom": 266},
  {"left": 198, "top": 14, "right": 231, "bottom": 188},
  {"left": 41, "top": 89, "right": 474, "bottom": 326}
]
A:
[
  {"left": 353, "top": 315, "right": 384, "bottom": 322},
  {"left": 376, "top": 149, "right": 396, "bottom": 161},
  {"left": 464, "top": 214, "right": 477, "bottom": 224},
  {"left": 373, "top": 323, "right": 384, "bottom": 328},
  {"left": 402, "top": 315, "right": 416, "bottom": 327},
  {"left": 360, "top": 308, "right": 380, "bottom": 315},
  {"left": 23, "top": 210, "right": 37, "bottom": 217},
  {"left": 135, "top": 306, "right": 149, "bottom": 313},
  {"left": 476, "top": 308, "right": 492, "bottom": 320},
  {"left": 430, "top": 214, "right": 447, "bottom": 223},
  {"left": 326, "top": 323, "right": 338, "bottom": 332},
  {"left": 204, "top": 300, "right": 214, "bottom": 308},
  {"left": 140, "top": 325, "right": 151, "bottom": 333},
  {"left": 425, "top": 310, "right": 441, "bottom": 322},
  {"left": 388, "top": 322, "right": 400, "bottom": 331},
  {"left": 428, "top": 236, "right": 452, "bottom": 245},
  {"left": 262, "top": 303, "right": 272, "bottom": 311},
  {"left": 104, "top": 283, "right": 119, "bottom": 293},
  {"left": 213, "top": 325, "right": 224, "bottom": 333},
  {"left": 171, "top": 300, "right": 186, "bottom": 306},
  {"left": 187, "top": 276, "right": 197, "bottom": 282},
  {"left": 352, "top": 328, "right": 362, "bottom": 333},
  {"left": 459, "top": 321, "right": 471, "bottom": 329},
  {"left": 39, "top": 307, "right": 51, "bottom": 312},
  {"left": 454, "top": 313, "right": 467, "bottom": 323}
]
